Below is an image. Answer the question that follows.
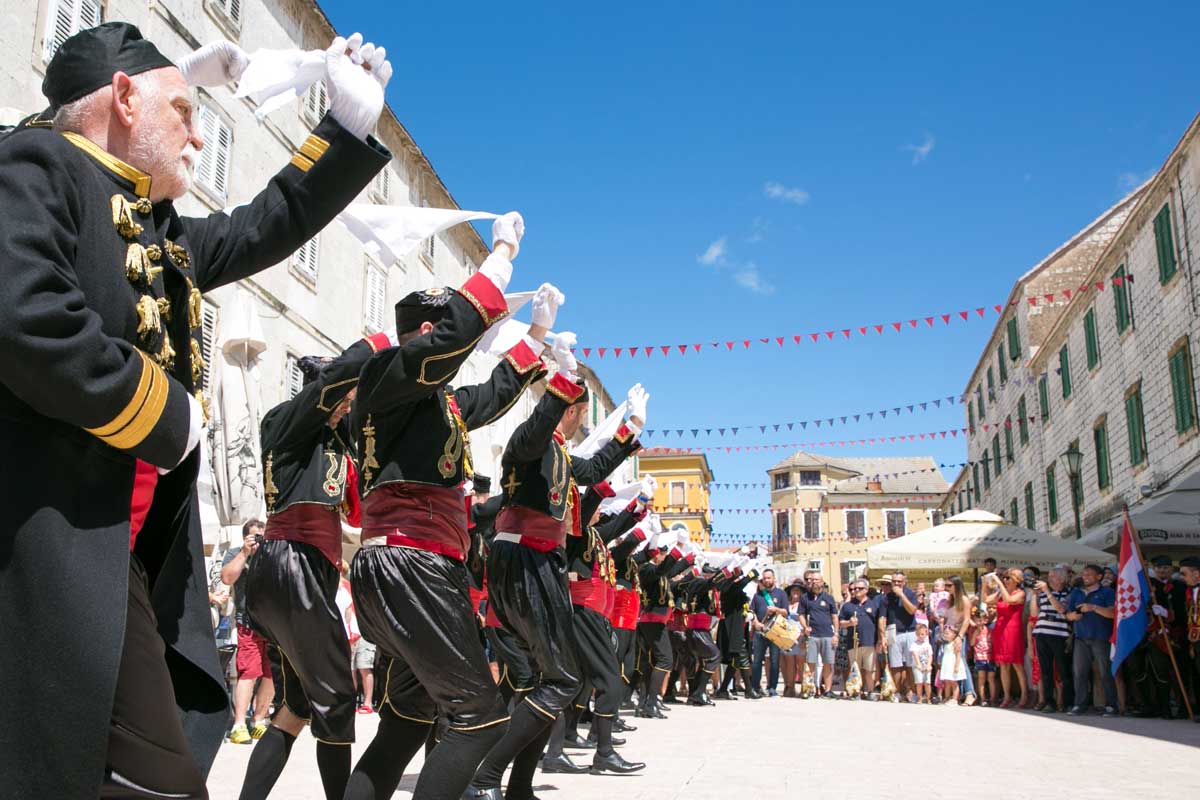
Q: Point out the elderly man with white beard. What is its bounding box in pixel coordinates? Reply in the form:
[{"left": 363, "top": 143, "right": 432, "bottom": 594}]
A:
[{"left": 0, "top": 22, "right": 392, "bottom": 800}]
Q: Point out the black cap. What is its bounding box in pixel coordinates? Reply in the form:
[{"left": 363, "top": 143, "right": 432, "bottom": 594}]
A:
[
  {"left": 1180, "top": 556, "right": 1200, "bottom": 569},
  {"left": 395, "top": 287, "right": 453, "bottom": 333},
  {"left": 570, "top": 378, "right": 590, "bottom": 406},
  {"left": 298, "top": 355, "right": 332, "bottom": 386},
  {"left": 43, "top": 23, "right": 175, "bottom": 111},
  {"left": 1150, "top": 555, "right": 1174, "bottom": 567},
  {"left": 473, "top": 474, "right": 492, "bottom": 495}
]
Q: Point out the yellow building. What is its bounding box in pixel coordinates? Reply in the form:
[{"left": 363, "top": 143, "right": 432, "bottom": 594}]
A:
[
  {"left": 635, "top": 449, "right": 714, "bottom": 549},
  {"left": 767, "top": 452, "right": 948, "bottom": 594}
]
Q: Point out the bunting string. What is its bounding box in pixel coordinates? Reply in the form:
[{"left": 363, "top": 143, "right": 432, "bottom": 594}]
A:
[
  {"left": 652, "top": 462, "right": 973, "bottom": 492},
  {"left": 571, "top": 275, "right": 1133, "bottom": 359}
]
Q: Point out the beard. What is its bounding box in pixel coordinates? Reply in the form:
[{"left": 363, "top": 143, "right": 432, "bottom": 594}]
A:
[{"left": 128, "top": 121, "right": 195, "bottom": 201}]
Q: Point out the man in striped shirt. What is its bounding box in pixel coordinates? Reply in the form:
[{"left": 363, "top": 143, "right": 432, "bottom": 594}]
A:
[{"left": 1032, "top": 567, "right": 1073, "bottom": 713}]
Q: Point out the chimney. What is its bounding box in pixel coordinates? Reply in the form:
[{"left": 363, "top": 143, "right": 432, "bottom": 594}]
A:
[{"left": 867, "top": 480, "right": 883, "bottom": 493}]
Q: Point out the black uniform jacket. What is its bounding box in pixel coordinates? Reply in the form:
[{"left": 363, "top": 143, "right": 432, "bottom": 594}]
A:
[
  {"left": 0, "top": 114, "right": 388, "bottom": 799},
  {"left": 638, "top": 549, "right": 684, "bottom": 623},
  {"left": 352, "top": 278, "right": 546, "bottom": 556},
  {"left": 467, "top": 494, "right": 504, "bottom": 589},
  {"left": 496, "top": 374, "right": 641, "bottom": 545}
]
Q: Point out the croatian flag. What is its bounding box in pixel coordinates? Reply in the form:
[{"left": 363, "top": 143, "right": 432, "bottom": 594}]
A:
[{"left": 1110, "top": 514, "right": 1150, "bottom": 676}]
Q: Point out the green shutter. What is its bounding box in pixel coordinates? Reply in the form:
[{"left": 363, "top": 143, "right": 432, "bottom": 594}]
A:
[
  {"left": 1046, "top": 464, "right": 1059, "bottom": 524},
  {"left": 1113, "top": 264, "right": 1132, "bottom": 333},
  {"left": 1084, "top": 309, "right": 1100, "bottom": 370},
  {"left": 987, "top": 367, "right": 995, "bottom": 397},
  {"left": 1170, "top": 342, "right": 1196, "bottom": 434},
  {"left": 1155, "top": 204, "right": 1178, "bottom": 284},
  {"left": 1010, "top": 498, "right": 1019, "bottom": 526},
  {"left": 977, "top": 391, "right": 985, "bottom": 419},
  {"left": 983, "top": 458, "right": 991, "bottom": 490},
  {"left": 973, "top": 464, "right": 981, "bottom": 502},
  {"left": 1007, "top": 317, "right": 1021, "bottom": 359},
  {"left": 1017, "top": 396, "right": 1029, "bottom": 445},
  {"left": 992, "top": 435, "right": 1002, "bottom": 476},
  {"left": 968, "top": 402, "right": 976, "bottom": 434},
  {"left": 998, "top": 343, "right": 1008, "bottom": 383},
  {"left": 1024, "top": 482, "right": 1035, "bottom": 530},
  {"left": 1038, "top": 374, "right": 1050, "bottom": 420},
  {"left": 1126, "top": 388, "right": 1147, "bottom": 466},
  {"left": 1004, "top": 420, "right": 1013, "bottom": 462},
  {"left": 1059, "top": 345, "right": 1072, "bottom": 399},
  {"left": 1093, "top": 422, "right": 1110, "bottom": 490}
]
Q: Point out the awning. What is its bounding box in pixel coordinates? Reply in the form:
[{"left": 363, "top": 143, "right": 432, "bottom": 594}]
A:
[{"left": 1080, "top": 466, "right": 1200, "bottom": 554}]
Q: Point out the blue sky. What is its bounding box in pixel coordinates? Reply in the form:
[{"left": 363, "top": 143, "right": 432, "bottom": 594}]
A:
[{"left": 324, "top": 0, "right": 1198, "bottom": 542}]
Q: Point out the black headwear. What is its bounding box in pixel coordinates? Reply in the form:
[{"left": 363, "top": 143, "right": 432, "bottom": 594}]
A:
[
  {"left": 395, "top": 287, "right": 453, "bottom": 333},
  {"left": 570, "top": 378, "right": 589, "bottom": 406},
  {"left": 298, "top": 356, "right": 332, "bottom": 386},
  {"left": 1150, "top": 555, "right": 1174, "bottom": 568},
  {"left": 473, "top": 474, "right": 492, "bottom": 495},
  {"left": 1178, "top": 556, "right": 1200, "bottom": 569},
  {"left": 42, "top": 22, "right": 176, "bottom": 111}
]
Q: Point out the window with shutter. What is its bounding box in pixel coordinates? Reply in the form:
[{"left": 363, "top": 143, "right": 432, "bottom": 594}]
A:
[
  {"left": 998, "top": 343, "right": 1008, "bottom": 383},
  {"left": 669, "top": 481, "right": 686, "bottom": 507},
  {"left": 304, "top": 81, "right": 329, "bottom": 123},
  {"left": 885, "top": 510, "right": 905, "bottom": 538},
  {"left": 1113, "top": 264, "right": 1133, "bottom": 334},
  {"left": 44, "top": 0, "right": 103, "bottom": 63},
  {"left": 1024, "top": 482, "right": 1035, "bottom": 530},
  {"left": 284, "top": 353, "right": 304, "bottom": 398},
  {"left": 1009, "top": 498, "right": 1018, "bottom": 526},
  {"left": 976, "top": 390, "right": 985, "bottom": 420},
  {"left": 983, "top": 457, "right": 991, "bottom": 490},
  {"left": 968, "top": 402, "right": 975, "bottom": 434},
  {"left": 1169, "top": 339, "right": 1196, "bottom": 434},
  {"left": 844, "top": 510, "right": 864, "bottom": 539},
  {"left": 1093, "top": 419, "right": 1110, "bottom": 490},
  {"left": 1038, "top": 374, "right": 1050, "bottom": 420},
  {"left": 1046, "top": 464, "right": 1059, "bottom": 525},
  {"left": 1084, "top": 308, "right": 1100, "bottom": 370},
  {"left": 201, "top": 303, "right": 218, "bottom": 393},
  {"left": 1007, "top": 317, "right": 1021, "bottom": 360},
  {"left": 1059, "top": 345, "right": 1072, "bottom": 399},
  {"left": 1004, "top": 418, "right": 1013, "bottom": 462},
  {"left": 292, "top": 235, "right": 320, "bottom": 282},
  {"left": 986, "top": 367, "right": 995, "bottom": 400},
  {"left": 972, "top": 464, "right": 981, "bottom": 502},
  {"left": 371, "top": 163, "right": 391, "bottom": 203},
  {"left": 195, "top": 104, "right": 232, "bottom": 201},
  {"left": 992, "top": 435, "right": 1002, "bottom": 476},
  {"left": 1154, "top": 203, "right": 1178, "bottom": 284},
  {"left": 1017, "top": 396, "right": 1029, "bottom": 445},
  {"left": 363, "top": 262, "right": 386, "bottom": 333},
  {"left": 803, "top": 510, "right": 821, "bottom": 540},
  {"left": 1126, "top": 385, "right": 1148, "bottom": 466}
]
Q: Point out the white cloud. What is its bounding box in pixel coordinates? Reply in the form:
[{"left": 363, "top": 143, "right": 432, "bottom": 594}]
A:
[
  {"left": 1117, "top": 170, "right": 1151, "bottom": 193},
  {"left": 763, "top": 181, "right": 810, "bottom": 205},
  {"left": 733, "top": 263, "right": 775, "bottom": 295},
  {"left": 697, "top": 236, "right": 728, "bottom": 266},
  {"left": 747, "top": 217, "right": 769, "bottom": 244},
  {"left": 904, "top": 133, "right": 936, "bottom": 165}
]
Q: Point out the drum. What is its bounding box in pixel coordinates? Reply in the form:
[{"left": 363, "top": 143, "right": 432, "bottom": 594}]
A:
[{"left": 763, "top": 614, "right": 801, "bottom": 650}]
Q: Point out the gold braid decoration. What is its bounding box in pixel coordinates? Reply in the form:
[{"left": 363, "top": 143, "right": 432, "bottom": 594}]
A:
[
  {"left": 361, "top": 416, "right": 380, "bottom": 484},
  {"left": 186, "top": 279, "right": 203, "bottom": 329},
  {"left": 155, "top": 334, "right": 176, "bottom": 370},
  {"left": 264, "top": 452, "right": 279, "bottom": 510},
  {"left": 165, "top": 240, "right": 191, "bottom": 270},
  {"left": 190, "top": 338, "right": 205, "bottom": 384},
  {"left": 110, "top": 195, "right": 143, "bottom": 239},
  {"left": 125, "top": 243, "right": 162, "bottom": 285},
  {"left": 135, "top": 295, "right": 161, "bottom": 339}
]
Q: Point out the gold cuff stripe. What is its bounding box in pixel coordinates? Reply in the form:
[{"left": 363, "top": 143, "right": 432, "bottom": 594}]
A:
[
  {"left": 62, "top": 132, "right": 152, "bottom": 197},
  {"left": 299, "top": 135, "right": 331, "bottom": 161},
  {"left": 449, "top": 716, "right": 511, "bottom": 732},
  {"left": 86, "top": 352, "right": 168, "bottom": 450},
  {"left": 290, "top": 153, "right": 314, "bottom": 173}
]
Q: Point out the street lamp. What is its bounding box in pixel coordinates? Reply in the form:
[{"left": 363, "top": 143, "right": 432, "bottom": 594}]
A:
[{"left": 1061, "top": 443, "right": 1083, "bottom": 539}]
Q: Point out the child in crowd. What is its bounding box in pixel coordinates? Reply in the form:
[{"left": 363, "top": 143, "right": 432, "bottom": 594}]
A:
[
  {"left": 911, "top": 623, "right": 934, "bottom": 704},
  {"left": 970, "top": 604, "right": 997, "bottom": 706}
]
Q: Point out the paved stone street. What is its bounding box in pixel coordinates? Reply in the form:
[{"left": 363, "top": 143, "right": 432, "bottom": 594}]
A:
[{"left": 208, "top": 697, "right": 1200, "bottom": 799}]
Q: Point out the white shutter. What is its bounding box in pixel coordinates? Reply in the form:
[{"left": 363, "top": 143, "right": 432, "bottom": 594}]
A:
[
  {"left": 44, "top": 0, "right": 102, "bottom": 63},
  {"left": 364, "top": 263, "right": 386, "bottom": 333},
  {"left": 195, "top": 105, "right": 231, "bottom": 201},
  {"left": 225, "top": 0, "right": 243, "bottom": 24},
  {"left": 201, "top": 303, "right": 219, "bottom": 393},
  {"left": 292, "top": 235, "right": 320, "bottom": 281},
  {"left": 371, "top": 164, "right": 390, "bottom": 203},
  {"left": 305, "top": 81, "right": 328, "bottom": 122},
  {"left": 284, "top": 354, "right": 303, "bottom": 398}
]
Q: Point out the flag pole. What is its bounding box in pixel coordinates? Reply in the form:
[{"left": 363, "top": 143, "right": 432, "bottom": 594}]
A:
[{"left": 1123, "top": 506, "right": 1194, "bottom": 721}]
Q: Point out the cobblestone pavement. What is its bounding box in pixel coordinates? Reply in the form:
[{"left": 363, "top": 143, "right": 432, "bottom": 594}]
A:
[{"left": 207, "top": 697, "right": 1200, "bottom": 799}]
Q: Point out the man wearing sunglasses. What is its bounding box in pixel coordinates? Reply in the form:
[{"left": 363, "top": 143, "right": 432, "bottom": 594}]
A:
[{"left": 839, "top": 580, "right": 882, "bottom": 698}]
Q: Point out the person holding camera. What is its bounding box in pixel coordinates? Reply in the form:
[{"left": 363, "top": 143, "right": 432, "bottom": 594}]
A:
[
  {"left": 220, "top": 519, "right": 273, "bottom": 745},
  {"left": 982, "top": 568, "right": 1028, "bottom": 707},
  {"left": 1032, "top": 568, "right": 1073, "bottom": 713}
]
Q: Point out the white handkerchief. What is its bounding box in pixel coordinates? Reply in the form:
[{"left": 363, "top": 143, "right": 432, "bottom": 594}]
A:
[
  {"left": 597, "top": 480, "right": 643, "bottom": 515},
  {"left": 475, "top": 293, "right": 536, "bottom": 356},
  {"left": 571, "top": 401, "right": 629, "bottom": 459},
  {"left": 234, "top": 48, "right": 327, "bottom": 120},
  {"left": 337, "top": 205, "right": 499, "bottom": 266}
]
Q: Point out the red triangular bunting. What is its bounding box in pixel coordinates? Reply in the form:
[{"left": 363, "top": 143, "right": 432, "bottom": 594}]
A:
[
  {"left": 597, "top": 348, "right": 607, "bottom": 358},
  {"left": 582, "top": 348, "right": 592, "bottom": 358},
  {"left": 958, "top": 311, "right": 969, "bottom": 321}
]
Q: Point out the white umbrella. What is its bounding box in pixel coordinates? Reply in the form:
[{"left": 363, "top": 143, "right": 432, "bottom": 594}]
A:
[
  {"left": 867, "top": 510, "right": 1111, "bottom": 572},
  {"left": 1081, "top": 467, "right": 1200, "bottom": 553},
  {"left": 209, "top": 288, "right": 268, "bottom": 541}
]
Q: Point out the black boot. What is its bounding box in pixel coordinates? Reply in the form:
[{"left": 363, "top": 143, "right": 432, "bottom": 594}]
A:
[
  {"left": 590, "top": 751, "right": 646, "bottom": 775},
  {"left": 613, "top": 716, "right": 637, "bottom": 732}
]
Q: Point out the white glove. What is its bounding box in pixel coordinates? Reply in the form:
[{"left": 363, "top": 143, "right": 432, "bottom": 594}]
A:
[
  {"left": 651, "top": 530, "right": 675, "bottom": 550},
  {"left": 647, "top": 514, "right": 663, "bottom": 535},
  {"left": 491, "top": 212, "right": 525, "bottom": 258},
  {"left": 676, "top": 529, "right": 691, "bottom": 546},
  {"left": 325, "top": 33, "right": 392, "bottom": 140},
  {"left": 626, "top": 383, "right": 650, "bottom": 430},
  {"left": 550, "top": 331, "right": 578, "bottom": 378},
  {"left": 531, "top": 283, "right": 565, "bottom": 329},
  {"left": 738, "top": 545, "right": 751, "bottom": 555},
  {"left": 637, "top": 475, "right": 657, "bottom": 500},
  {"left": 1152, "top": 604, "right": 1169, "bottom": 618},
  {"left": 177, "top": 40, "right": 250, "bottom": 87}
]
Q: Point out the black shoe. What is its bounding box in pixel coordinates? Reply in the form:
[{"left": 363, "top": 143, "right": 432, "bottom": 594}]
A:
[
  {"left": 1066, "top": 706, "right": 1085, "bottom": 716},
  {"left": 634, "top": 706, "right": 665, "bottom": 719},
  {"left": 744, "top": 689, "right": 763, "bottom": 700},
  {"left": 1102, "top": 706, "right": 1118, "bottom": 718},
  {"left": 590, "top": 752, "right": 647, "bottom": 775},
  {"left": 462, "top": 787, "right": 502, "bottom": 800},
  {"left": 585, "top": 734, "right": 624, "bottom": 747},
  {"left": 613, "top": 718, "right": 637, "bottom": 732},
  {"left": 661, "top": 695, "right": 681, "bottom": 705},
  {"left": 541, "top": 753, "right": 589, "bottom": 774},
  {"left": 714, "top": 690, "right": 737, "bottom": 701},
  {"left": 563, "top": 733, "right": 595, "bottom": 749}
]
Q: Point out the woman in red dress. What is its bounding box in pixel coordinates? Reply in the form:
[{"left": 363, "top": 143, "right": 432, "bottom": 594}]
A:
[{"left": 983, "top": 568, "right": 1028, "bottom": 707}]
